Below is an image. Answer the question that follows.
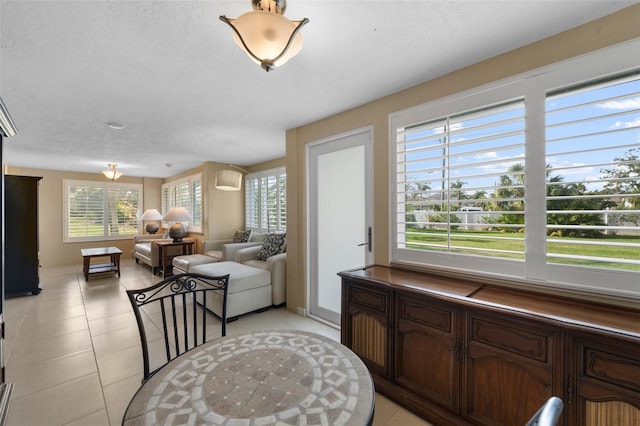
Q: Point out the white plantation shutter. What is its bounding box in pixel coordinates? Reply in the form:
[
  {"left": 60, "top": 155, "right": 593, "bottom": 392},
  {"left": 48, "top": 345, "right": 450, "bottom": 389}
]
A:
[
  {"left": 391, "top": 42, "right": 639, "bottom": 297},
  {"left": 64, "top": 180, "right": 141, "bottom": 242},
  {"left": 161, "top": 174, "right": 202, "bottom": 231},
  {"left": 245, "top": 177, "right": 260, "bottom": 229},
  {"left": 545, "top": 72, "right": 640, "bottom": 270},
  {"left": 245, "top": 167, "right": 286, "bottom": 232},
  {"left": 396, "top": 100, "right": 526, "bottom": 259}
]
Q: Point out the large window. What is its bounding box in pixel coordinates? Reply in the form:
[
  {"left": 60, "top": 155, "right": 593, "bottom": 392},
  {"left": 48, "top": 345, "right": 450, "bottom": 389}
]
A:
[
  {"left": 245, "top": 167, "right": 286, "bottom": 232},
  {"left": 161, "top": 173, "right": 202, "bottom": 232},
  {"left": 63, "top": 180, "right": 142, "bottom": 242},
  {"left": 391, "top": 41, "right": 639, "bottom": 297}
]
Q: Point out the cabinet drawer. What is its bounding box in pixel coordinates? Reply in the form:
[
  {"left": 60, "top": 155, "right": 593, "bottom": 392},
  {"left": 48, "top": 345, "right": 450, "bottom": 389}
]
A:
[
  {"left": 349, "top": 284, "right": 389, "bottom": 313},
  {"left": 399, "top": 294, "right": 453, "bottom": 334},
  {"left": 583, "top": 346, "right": 640, "bottom": 393},
  {"left": 469, "top": 315, "right": 550, "bottom": 363}
]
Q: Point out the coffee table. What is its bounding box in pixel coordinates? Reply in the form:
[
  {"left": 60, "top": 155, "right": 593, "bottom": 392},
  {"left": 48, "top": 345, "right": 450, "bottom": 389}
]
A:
[{"left": 80, "top": 247, "right": 122, "bottom": 280}]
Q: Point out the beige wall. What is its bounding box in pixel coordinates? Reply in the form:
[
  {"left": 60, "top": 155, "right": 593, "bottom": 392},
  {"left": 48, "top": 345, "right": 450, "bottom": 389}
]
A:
[
  {"left": 285, "top": 5, "right": 640, "bottom": 313},
  {"left": 5, "top": 166, "right": 155, "bottom": 267},
  {"left": 5, "top": 161, "right": 246, "bottom": 267}
]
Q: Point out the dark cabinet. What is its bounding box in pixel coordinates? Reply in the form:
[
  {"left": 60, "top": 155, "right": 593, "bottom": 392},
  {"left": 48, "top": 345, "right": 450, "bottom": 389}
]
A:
[
  {"left": 4, "top": 175, "right": 42, "bottom": 296},
  {"left": 340, "top": 266, "right": 640, "bottom": 426}
]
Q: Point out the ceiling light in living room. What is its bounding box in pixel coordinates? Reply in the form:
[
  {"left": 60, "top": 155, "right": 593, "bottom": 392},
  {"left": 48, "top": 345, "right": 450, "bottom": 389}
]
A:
[
  {"left": 101, "top": 163, "right": 123, "bottom": 181},
  {"left": 220, "top": 0, "right": 309, "bottom": 72}
]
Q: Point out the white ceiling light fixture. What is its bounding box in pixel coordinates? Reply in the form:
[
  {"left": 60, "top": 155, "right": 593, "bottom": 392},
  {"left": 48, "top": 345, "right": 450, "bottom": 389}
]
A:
[
  {"left": 102, "top": 163, "right": 123, "bottom": 181},
  {"left": 220, "top": 0, "right": 309, "bottom": 72},
  {"left": 107, "top": 122, "right": 124, "bottom": 130}
]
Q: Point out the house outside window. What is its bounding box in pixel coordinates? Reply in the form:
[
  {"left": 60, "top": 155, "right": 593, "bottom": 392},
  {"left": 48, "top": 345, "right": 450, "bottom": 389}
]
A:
[
  {"left": 63, "top": 180, "right": 142, "bottom": 242},
  {"left": 161, "top": 173, "right": 202, "bottom": 233},
  {"left": 391, "top": 42, "right": 639, "bottom": 298},
  {"left": 245, "top": 167, "right": 286, "bottom": 233}
]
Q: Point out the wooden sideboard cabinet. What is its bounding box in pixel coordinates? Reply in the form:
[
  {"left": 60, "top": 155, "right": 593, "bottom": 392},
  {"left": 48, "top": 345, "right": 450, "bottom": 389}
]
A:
[{"left": 339, "top": 266, "right": 640, "bottom": 426}]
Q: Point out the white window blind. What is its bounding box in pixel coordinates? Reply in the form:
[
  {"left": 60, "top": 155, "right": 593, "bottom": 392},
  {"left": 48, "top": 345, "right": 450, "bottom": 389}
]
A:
[
  {"left": 245, "top": 168, "right": 286, "bottom": 232},
  {"left": 64, "top": 180, "right": 141, "bottom": 242},
  {"left": 161, "top": 173, "right": 202, "bottom": 232},
  {"left": 545, "top": 72, "right": 640, "bottom": 271},
  {"left": 397, "top": 100, "right": 526, "bottom": 259},
  {"left": 391, "top": 41, "right": 640, "bottom": 298}
]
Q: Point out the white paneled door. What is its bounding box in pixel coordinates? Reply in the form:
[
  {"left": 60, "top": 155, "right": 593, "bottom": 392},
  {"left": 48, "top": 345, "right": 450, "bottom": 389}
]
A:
[{"left": 307, "top": 127, "right": 373, "bottom": 325}]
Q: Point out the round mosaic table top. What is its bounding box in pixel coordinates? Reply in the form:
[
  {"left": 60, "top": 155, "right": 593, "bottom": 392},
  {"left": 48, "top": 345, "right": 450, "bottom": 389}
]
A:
[{"left": 123, "top": 329, "right": 375, "bottom": 426}]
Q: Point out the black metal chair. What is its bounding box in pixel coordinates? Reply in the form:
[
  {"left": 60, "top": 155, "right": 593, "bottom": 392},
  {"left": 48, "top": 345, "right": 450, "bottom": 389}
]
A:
[
  {"left": 525, "top": 396, "right": 564, "bottom": 426},
  {"left": 127, "top": 272, "right": 230, "bottom": 381}
]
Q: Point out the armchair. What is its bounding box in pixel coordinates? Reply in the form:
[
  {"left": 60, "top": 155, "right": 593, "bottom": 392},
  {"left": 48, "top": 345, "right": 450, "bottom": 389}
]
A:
[{"left": 131, "top": 234, "right": 175, "bottom": 274}]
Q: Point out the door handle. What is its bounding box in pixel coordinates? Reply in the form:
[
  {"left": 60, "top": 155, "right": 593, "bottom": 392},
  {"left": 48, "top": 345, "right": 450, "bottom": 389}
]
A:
[{"left": 357, "top": 226, "right": 372, "bottom": 252}]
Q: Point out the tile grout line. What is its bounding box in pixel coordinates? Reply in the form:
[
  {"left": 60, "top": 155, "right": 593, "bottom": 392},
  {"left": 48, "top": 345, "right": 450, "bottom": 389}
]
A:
[{"left": 75, "top": 270, "right": 114, "bottom": 426}]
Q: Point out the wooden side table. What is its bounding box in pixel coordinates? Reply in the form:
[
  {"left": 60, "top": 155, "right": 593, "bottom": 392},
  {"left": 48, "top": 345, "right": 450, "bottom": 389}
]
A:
[
  {"left": 81, "top": 247, "right": 122, "bottom": 281},
  {"left": 155, "top": 240, "right": 194, "bottom": 278}
]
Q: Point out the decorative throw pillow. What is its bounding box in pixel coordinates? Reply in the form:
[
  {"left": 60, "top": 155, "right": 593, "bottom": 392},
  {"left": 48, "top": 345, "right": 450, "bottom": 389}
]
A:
[
  {"left": 233, "top": 229, "right": 252, "bottom": 243},
  {"left": 257, "top": 232, "right": 286, "bottom": 261}
]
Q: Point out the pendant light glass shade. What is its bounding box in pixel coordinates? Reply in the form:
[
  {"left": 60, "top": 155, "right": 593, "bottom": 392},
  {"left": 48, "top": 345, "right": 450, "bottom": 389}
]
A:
[
  {"left": 102, "top": 163, "right": 122, "bottom": 181},
  {"left": 220, "top": 0, "right": 308, "bottom": 72}
]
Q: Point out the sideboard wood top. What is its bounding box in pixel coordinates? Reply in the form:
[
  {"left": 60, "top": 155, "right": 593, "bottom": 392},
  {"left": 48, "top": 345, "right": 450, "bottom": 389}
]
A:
[{"left": 339, "top": 265, "right": 640, "bottom": 339}]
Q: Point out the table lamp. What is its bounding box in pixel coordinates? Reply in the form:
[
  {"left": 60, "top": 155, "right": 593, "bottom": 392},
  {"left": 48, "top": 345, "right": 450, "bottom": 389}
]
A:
[
  {"left": 163, "top": 207, "right": 193, "bottom": 242},
  {"left": 138, "top": 209, "right": 163, "bottom": 234}
]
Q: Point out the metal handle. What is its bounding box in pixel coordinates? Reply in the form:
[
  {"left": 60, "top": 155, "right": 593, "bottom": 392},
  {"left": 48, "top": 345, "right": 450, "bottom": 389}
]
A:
[{"left": 357, "top": 227, "right": 372, "bottom": 252}]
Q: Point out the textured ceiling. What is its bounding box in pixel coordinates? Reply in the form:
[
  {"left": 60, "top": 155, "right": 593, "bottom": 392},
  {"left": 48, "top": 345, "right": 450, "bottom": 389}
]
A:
[{"left": 0, "top": 1, "right": 635, "bottom": 178}]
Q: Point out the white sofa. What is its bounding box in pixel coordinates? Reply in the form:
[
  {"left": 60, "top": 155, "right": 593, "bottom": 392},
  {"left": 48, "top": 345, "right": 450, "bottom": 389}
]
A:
[
  {"left": 235, "top": 245, "right": 286, "bottom": 306},
  {"left": 202, "top": 231, "right": 267, "bottom": 262}
]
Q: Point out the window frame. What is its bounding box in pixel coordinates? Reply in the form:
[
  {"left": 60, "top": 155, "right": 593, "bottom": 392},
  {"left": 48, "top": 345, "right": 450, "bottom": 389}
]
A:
[
  {"left": 389, "top": 40, "right": 640, "bottom": 299},
  {"left": 63, "top": 179, "right": 143, "bottom": 243},
  {"left": 161, "top": 173, "right": 202, "bottom": 234}
]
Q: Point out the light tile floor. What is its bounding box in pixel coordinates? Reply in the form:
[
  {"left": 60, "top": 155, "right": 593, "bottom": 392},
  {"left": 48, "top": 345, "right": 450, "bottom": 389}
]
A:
[{"left": 4, "top": 259, "right": 432, "bottom": 426}]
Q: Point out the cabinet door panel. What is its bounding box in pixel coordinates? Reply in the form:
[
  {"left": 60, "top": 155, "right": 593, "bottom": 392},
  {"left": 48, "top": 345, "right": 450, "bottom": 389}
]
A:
[
  {"left": 466, "top": 345, "right": 554, "bottom": 425},
  {"left": 464, "top": 311, "right": 560, "bottom": 426},
  {"left": 574, "top": 334, "right": 640, "bottom": 425},
  {"left": 341, "top": 280, "right": 392, "bottom": 379},
  {"left": 471, "top": 316, "right": 549, "bottom": 364},
  {"left": 395, "top": 293, "right": 459, "bottom": 411}
]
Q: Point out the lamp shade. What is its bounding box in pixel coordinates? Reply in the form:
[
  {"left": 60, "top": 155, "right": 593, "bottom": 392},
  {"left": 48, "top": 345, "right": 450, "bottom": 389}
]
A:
[
  {"left": 216, "top": 169, "right": 243, "bottom": 191},
  {"left": 163, "top": 207, "right": 193, "bottom": 242},
  {"left": 138, "top": 209, "right": 163, "bottom": 221},
  {"left": 163, "top": 207, "right": 193, "bottom": 222}
]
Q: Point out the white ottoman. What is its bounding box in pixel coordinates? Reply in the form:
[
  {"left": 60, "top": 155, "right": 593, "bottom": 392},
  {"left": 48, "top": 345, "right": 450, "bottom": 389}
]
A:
[
  {"left": 190, "top": 261, "right": 272, "bottom": 319},
  {"left": 172, "top": 254, "right": 218, "bottom": 274}
]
